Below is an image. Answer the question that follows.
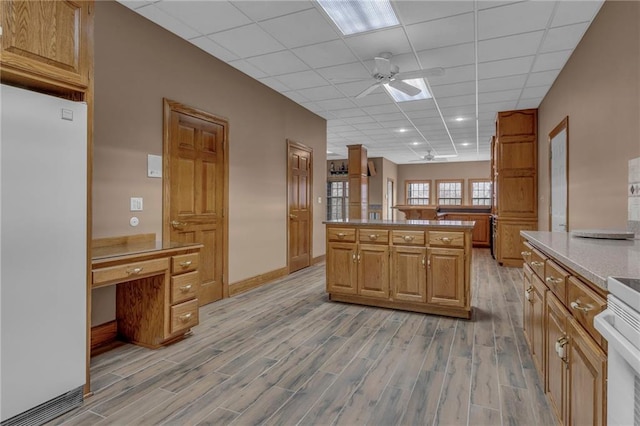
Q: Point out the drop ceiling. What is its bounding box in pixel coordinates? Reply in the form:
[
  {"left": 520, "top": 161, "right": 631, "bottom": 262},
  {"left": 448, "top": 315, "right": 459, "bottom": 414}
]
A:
[{"left": 118, "top": 0, "right": 603, "bottom": 164}]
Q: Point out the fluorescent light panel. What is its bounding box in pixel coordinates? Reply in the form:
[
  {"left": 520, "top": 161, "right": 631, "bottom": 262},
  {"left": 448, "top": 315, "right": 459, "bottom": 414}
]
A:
[
  {"left": 316, "top": 0, "right": 399, "bottom": 35},
  {"left": 384, "top": 79, "right": 432, "bottom": 102}
]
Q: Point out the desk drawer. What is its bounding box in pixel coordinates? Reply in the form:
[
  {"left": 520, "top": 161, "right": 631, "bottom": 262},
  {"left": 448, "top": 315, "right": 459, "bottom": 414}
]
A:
[
  {"left": 172, "top": 253, "right": 199, "bottom": 274},
  {"left": 544, "top": 260, "right": 568, "bottom": 305},
  {"left": 328, "top": 227, "right": 356, "bottom": 242},
  {"left": 567, "top": 276, "right": 606, "bottom": 347},
  {"left": 359, "top": 229, "right": 389, "bottom": 244},
  {"left": 429, "top": 231, "right": 464, "bottom": 247},
  {"left": 93, "top": 258, "right": 169, "bottom": 287},
  {"left": 170, "top": 299, "right": 199, "bottom": 334},
  {"left": 171, "top": 271, "right": 200, "bottom": 304},
  {"left": 529, "top": 248, "right": 547, "bottom": 280},
  {"left": 392, "top": 230, "right": 425, "bottom": 246}
]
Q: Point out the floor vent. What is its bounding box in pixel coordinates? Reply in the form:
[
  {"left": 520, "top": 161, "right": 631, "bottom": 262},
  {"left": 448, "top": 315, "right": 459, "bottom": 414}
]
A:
[{"left": 1, "top": 387, "right": 83, "bottom": 426}]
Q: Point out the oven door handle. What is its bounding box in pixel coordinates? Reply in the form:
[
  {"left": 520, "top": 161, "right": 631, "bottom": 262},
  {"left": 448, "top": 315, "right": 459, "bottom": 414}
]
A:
[{"left": 594, "top": 311, "right": 640, "bottom": 369}]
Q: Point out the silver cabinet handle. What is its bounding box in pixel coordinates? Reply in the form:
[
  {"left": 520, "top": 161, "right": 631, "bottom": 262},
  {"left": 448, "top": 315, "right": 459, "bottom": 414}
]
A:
[
  {"left": 570, "top": 300, "right": 592, "bottom": 313},
  {"left": 126, "top": 267, "right": 143, "bottom": 275}
]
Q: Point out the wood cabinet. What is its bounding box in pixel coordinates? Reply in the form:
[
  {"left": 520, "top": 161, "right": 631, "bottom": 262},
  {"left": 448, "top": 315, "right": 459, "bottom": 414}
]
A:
[
  {"left": 492, "top": 109, "right": 538, "bottom": 266},
  {"left": 441, "top": 212, "right": 491, "bottom": 247},
  {"left": 347, "top": 144, "right": 368, "bottom": 219},
  {"left": 325, "top": 222, "right": 473, "bottom": 319},
  {"left": 522, "top": 237, "right": 607, "bottom": 426},
  {"left": 1, "top": 0, "right": 93, "bottom": 95}
]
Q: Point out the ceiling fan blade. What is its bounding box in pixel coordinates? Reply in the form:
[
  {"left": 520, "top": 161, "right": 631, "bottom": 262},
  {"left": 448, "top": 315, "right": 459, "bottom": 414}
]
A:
[
  {"left": 374, "top": 57, "right": 391, "bottom": 76},
  {"left": 388, "top": 79, "right": 421, "bottom": 96},
  {"left": 355, "top": 83, "right": 381, "bottom": 99},
  {"left": 395, "top": 67, "right": 445, "bottom": 80}
]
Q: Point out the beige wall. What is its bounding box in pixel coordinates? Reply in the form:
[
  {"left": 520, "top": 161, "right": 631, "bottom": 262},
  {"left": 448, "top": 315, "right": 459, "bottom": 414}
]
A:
[
  {"left": 397, "top": 161, "right": 491, "bottom": 215},
  {"left": 92, "top": 1, "right": 326, "bottom": 324},
  {"left": 538, "top": 0, "right": 640, "bottom": 231}
]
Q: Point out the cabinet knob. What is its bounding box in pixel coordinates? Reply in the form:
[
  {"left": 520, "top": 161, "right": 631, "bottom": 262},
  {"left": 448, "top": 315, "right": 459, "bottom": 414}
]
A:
[
  {"left": 531, "top": 261, "right": 544, "bottom": 267},
  {"left": 126, "top": 267, "right": 143, "bottom": 275},
  {"left": 179, "top": 284, "right": 192, "bottom": 293},
  {"left": 369, "top": 234, "right": 378, "bottom": 240},
  {"left": 179, "top": 260, "right": 192, "bottom": 268},
  {"left": 179, "top": 313, "right": 192, "bottom": 323},
  {"left": 439, "top": 237, "right": 452, "bottom": 243},
  {"left": 521, "top": 251, "right": 531, "bottom": 257},
  {"left": 337, "top": 232, "right": 346, "bottom": 239},
  {"left": 403, "top": 235, "right": 415, "bottom": 242}
]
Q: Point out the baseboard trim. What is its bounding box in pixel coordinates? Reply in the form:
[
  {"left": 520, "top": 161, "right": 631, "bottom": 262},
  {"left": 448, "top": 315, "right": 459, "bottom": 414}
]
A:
[
  {"left": 229, "top": 267, "right": 288, "bottom": 296},
  {"left": 91, "top": 320, "right": 117, "bottom": 353},
  {"left": 311, "top": 254, "right": 326, "bottom": 265}
]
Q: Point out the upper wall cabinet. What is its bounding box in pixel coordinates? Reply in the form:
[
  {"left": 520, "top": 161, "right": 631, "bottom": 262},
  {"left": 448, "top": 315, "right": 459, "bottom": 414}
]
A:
[{"left": 1, "top": 0, "right": 93, "bottom": 95}]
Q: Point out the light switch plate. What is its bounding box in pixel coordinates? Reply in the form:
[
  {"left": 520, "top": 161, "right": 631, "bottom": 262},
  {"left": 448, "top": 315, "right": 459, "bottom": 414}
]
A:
[{"left": 130, "top": 197, "right": 143, "bottom": 211}]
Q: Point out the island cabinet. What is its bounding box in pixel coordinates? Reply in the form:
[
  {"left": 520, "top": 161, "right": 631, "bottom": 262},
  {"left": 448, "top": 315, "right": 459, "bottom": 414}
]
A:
[
  {"left": 521, "top": 235, "right": 607, "bottom": 426},
  {"left": 325, "top": 220, "right": 473, "bottom": 319}
]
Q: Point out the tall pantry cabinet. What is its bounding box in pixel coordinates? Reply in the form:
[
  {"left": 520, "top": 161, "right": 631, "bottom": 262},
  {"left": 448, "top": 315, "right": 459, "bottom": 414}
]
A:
[{"left": 492, "top": 109, "right": 538, "bottom": 267}]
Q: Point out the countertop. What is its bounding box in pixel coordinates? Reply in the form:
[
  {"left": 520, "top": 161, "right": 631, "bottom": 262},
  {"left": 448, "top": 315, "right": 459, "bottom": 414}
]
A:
[
  {"left": 324, "top": 219, "right": 475, "bottom": 229},
  {"left": 92, "top": 241, "right": 203, "bottom": 261},
  {"left": 521, "top": 231, "right": 640, "bottom": 291}
]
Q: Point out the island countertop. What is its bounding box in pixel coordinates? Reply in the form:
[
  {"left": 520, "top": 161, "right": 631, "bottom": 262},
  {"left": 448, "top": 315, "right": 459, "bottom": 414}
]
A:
[
  {"left": 521, "top": 230, "right": 640, "bottom": 291},
  {"left": 324, "top": 219, "right": 475, "bottom": 229}
]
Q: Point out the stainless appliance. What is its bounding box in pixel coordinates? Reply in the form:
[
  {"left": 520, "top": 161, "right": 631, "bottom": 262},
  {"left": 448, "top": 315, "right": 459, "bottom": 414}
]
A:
[
  {"left": 1, "top": 84, "right": 87, "bottom": 424},
  {"left": 594, "top": 276, "right": 640, "bottom": 426}
]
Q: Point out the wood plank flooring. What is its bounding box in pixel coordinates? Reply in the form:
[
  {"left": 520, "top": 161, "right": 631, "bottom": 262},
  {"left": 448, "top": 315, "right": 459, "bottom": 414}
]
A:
[{"left": 52, "top": 248, "right": 557, "bottom": 425}]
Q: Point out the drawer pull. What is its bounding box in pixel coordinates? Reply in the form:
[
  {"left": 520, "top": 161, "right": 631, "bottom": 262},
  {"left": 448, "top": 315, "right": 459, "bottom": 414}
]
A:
[
  {"left": 179, "top": 284, "right": 192, "bottom": 293},
  {"left": 403, "top": 235, "right": 415, "bottom": 242},
  {"left": 179, "top": 261, "right": 192, "bottom": 268},
  {"left": 438, "top": 237, "right": 452, "bottom": 243},
  {"left": 531, "top": 261, "right": 544, "bottom": 267},
  {"left": 525, "top": 286, "right": 533, "bottom": 301},
  {"left": 521, "top": 251, "right": 531, "bottom": 257},
  {"left": 570, "top": 300, "right": 592, "bottom": 313},
  {"left": 555, "top": 336, "right": 569, "bottom": 360},
  {"left": 337, "top": 232, "right": 346, "bottom": 239},
  {"left": 357, "top": 253, "right": 361, "bottom": 263},
  {"left": 352, "top": 253, "right": 357, "bottom": 263},
  {"left": 126, "top": 267, "right": 143, "bottom": 275},
  {"left": 179, "top": 312, "right": 193, "bottom": 323},
  {"left": 369, "top": 234, "right": 378, "bottom": 240},
  {"left": 546, "top": 277, "right": 564, "bottom": 285},
  {"left": 421, "top": 256, "right": 426, "bottom": 269}
]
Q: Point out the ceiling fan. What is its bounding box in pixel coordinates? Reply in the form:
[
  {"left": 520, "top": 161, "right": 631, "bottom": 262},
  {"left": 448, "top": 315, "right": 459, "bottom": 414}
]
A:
[
  {"left": 355, "top": 52, "right": 444, "bottom": 100},
  {"left": 411, "top": 150, "right": 457, "bottom": 162}
]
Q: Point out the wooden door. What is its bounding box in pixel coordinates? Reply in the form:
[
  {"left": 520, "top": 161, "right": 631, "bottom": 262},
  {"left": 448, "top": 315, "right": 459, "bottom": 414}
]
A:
[
  {"left": 326, "top": 242, "right": 357, "bottom": 295},
  {"left": 287, "top": 141, "right": 312, "bottom": 273},
  {"left": 164, "top": 99, "right": 227, "bottom": 306},
  {"left": 391, "top": 246, "right": 426, "bottom": 303},
  {"left": 357, "top": 244, "right": 389, "bottom": 299},
  {"left": 568, "top": 317, "right": 606, "bottom": 426},
  {"left": 427, "top": 247, "right": 465, "bottom": 307},
  {"left": 547, "top": 292, "right": 570, "bottom": 426}
]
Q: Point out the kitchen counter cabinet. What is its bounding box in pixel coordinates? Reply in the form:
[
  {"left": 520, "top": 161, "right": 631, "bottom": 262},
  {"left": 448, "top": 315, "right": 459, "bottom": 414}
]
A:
[{"left": 325, "top": 219, "right": 474, "bottom": 319}]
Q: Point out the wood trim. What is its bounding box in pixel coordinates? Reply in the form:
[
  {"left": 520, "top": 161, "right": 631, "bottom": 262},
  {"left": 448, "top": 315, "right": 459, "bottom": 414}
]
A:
[
  {"left": 286, "top": 139, "right": 313, "bottom": 274},
  {"left": 229, "top": 267, "right": 289, "bottom": 296},
  {"left": 329, "top": 293, "right": 472, "bottom": 319},
  {"left": 90, "top": 320, "right": 117, "bottom": 353},
  {"left": 92, "top": 233, "right": 156, "bottom": 249},
  {"left": 162, "top": 98, "right": 229, "bottom": 300},
  {"left": 548, "top": 116, "right": 569, "bottom": 231},
  {"left": 312, "top": 254, "right": 326, "bottom": 265},
  {"left": 404, "top": 179, "right": 432, "bottom": 204}
]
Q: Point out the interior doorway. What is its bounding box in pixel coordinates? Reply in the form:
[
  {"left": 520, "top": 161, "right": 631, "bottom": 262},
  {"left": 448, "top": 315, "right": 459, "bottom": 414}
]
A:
[
  {"left": 287, "top": 140, "right": 313, "bottom": 273},
  {"left": 387, "top": 178, "right": 394, "bottom": 220},
  {"left": 163, "top": 99, "right": 228, "bottom": 305}
]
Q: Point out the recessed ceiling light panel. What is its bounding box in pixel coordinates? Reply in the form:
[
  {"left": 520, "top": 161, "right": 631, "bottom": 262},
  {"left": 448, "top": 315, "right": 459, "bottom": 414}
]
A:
[
  {"left": 384, "top": 78, "right": 431, "bottom": 102},
  {"left": 316, "top": 0, "right": 399, "bottom": 35}
]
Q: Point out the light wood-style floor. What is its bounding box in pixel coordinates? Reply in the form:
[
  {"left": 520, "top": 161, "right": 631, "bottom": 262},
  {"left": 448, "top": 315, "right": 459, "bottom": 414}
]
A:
[{"left": 52, "top": 248, "right": 557, "bottom": 426}]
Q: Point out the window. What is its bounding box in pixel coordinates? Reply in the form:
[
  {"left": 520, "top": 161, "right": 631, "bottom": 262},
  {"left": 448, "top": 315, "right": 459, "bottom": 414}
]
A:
[
  {"left": 436, "top": 180, "right": 463, "bottom": 205},
  {"left": 470, "top": 179, "right": 492, "bottom": 206},
  {"left": 405, "top": 180, "right": 431, "bottom": 205},
  {"left": 327, "top": 181, "right": 348, "bottom": 220}
]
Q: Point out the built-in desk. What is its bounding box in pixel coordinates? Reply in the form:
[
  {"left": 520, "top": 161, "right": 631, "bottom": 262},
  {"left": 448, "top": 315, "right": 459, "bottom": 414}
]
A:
[{"left": 91, "top": 234, "right": 203, "bottom": 351}]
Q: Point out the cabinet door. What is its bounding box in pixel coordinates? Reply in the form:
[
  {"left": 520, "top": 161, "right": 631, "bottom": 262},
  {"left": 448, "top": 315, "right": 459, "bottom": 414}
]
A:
[
  {"left": 391, "top": 246, "right": 426, "bottom": 303},
  {"left": 471, "top": 215, "right": 490, "bottom": 246},
  {"left": 1, "top": 0, "right": 91, "bottom": 90},
  {"left": 568, "top": 317, "right": 606, "bottom": 426},
  {"left": 326, "top": 242, "right": 357, "bottom": 295},
  {"left": 357, "top": 244, "right": 389, "bottom": 299},
  {"left": 427, "top": 248, "right": 464, "bottom": 307},
  {"left": 547, "top": 292, "right": 570, "bottom": 426},
  {"left": 496, "top": 220, "right": 537, "bottom": 265}
]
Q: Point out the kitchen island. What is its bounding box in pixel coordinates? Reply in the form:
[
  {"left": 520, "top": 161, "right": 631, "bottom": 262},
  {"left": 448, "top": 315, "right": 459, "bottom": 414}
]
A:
[{"left": 324, "top": 219, "right": 474, "bottom": 319}]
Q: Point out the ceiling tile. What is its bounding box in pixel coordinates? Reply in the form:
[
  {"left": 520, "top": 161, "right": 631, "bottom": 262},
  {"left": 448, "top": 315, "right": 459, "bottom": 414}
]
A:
[
  {"left": 316, "top": 98, "right": 357, "bottom": 110},
  {"left": 353, "top": 122, "right": 383, "bottom": 131},
  {"left": 479, "top": 89, "right": 521, "bottom": 104},
  {"left": 406, "top": 13, "right": 475, "bottom": 51},
  {"left": 479, "top": 56, "right": 535, "bottom": 79},
  {"left": 363, "top": 104, "right": 402, "bottom": 115},
  {"left": 230, "top": 1, "right": 314, "bottom": 22},
  {"left": 344, "top": 27, "right": 412, "bottom": 61},
  {"left": 478, "top": 1, "right": 555, "bottom": 40},
  {"left": 479, "top": 31, "right": 544, "bottom": 63},
  {"left": 540, "top": 22, "right": 590, "bottom": 53},
  {"left": 228, "top": 59, "right": 268, "bottom": 78},
  {"left": 135, "top": 5, "right": 200, "bottom": 40},
  {"left": 119, "top": 1, "right": 157, "bottom": 11},
  {"left": 246, "top": 50, "right": 309, "bottom": 75},
  {"left": 353, "top": 92, "right": 393, "bottom": 107},
  {"left": 316, "top": 62, "right": 371, "bottom": 82},
  {"left": 155, "top": 1, "right": 251, "bottom": 34},
  {"left": 395, "top": 1, "right": 474, "bottom": 25},
  {"left": 478, "top": 74, "right": 527, "bottom": 93},
  {"left": 369, "top": 112, "right": 407, "bottom": 122},
  {"left": 341, "top": 116, "right": 376, "bottom": 125},
  {"left": 526, "top": 70, "right": 559, "bottom": 87},
  {"left": 437, "top": 94, "right": 476, "bottom": 108},
  {"left": 260, "top": 8, "right": 339, "bottom": 49},
  {"left": 275, "top": 70, "right": 328, "bottom": 90},
  {"left": 209, "top": 24, "right": 284, "bottom": 58},
  {"left": 520, "top": 86, "right": 549, "bottom": 100},
  {"left": 396, "top": 99, "right": 436, "bottom": 112},
  {"left": 297, "top": 85, "right": 344, "bottom": 101},
  {"left": 531, "top": 50, "right": 572, "bottom": 72},
  {"left": 417, "top": 42, "right": 475, "bottom": 69},
  {"left": 429, "top": 64, "right": 475, "bottom": 86},
  {"left": 331, "top": 108, "right": 368, "bottom": 118},
  {"left": 551, "top": 1, "right": 604, "bottom": 28},
  {"left": 517, "top": 97, "right": 543, "bottom": 109},
  {"left": 334, "top": 80, "right": 378, "bottom": 97},
  {"left": 293, "top": 39, "right": 359, "bottom": 68},
  {"left": 189, "top": 36, "right": 239, "bottom": 62},
  {"left": 281, "top": 91, "right": 309, "bottom": 103},
  {"left": 259, "top": 77, "right": 291, "bottom": 92}
]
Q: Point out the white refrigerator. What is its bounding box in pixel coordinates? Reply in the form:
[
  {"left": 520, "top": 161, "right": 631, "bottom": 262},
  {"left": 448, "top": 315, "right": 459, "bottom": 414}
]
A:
[{"left": 0, "top": 84, "right": 87, "bottom": 424}]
